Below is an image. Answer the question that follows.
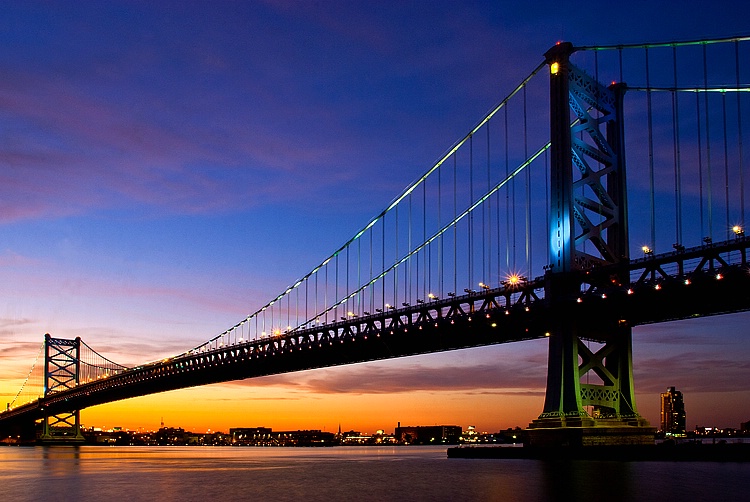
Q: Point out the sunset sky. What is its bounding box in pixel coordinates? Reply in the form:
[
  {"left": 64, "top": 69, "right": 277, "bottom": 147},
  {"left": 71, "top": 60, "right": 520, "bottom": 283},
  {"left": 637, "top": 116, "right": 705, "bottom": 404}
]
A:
[{"left": 1, "top": 1, "right": 750, "bottom": 434}]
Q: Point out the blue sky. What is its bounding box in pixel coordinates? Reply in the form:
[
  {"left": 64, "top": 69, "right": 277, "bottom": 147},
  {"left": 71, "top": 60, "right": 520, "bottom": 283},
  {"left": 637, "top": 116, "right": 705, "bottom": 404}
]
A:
[{"left": 1, "top": 1, "right": 749, "bottom": 432}]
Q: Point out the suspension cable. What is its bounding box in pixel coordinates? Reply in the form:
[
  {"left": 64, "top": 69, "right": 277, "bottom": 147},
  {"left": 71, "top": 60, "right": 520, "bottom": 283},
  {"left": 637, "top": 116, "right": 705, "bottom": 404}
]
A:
[
  {"left": 646, "top": 47, "right": 656, "bottom": 251},
  {"left": 8, "top": 341, "right": 45, "bottom": 408},
  {"left": 673, "top": 45, "right": 683, "bottom": 246},
  {"left": 292, "top": 142, "right": 551, "bottom": 328},
  {"left": 576, "top": 35, "right": 750, "bottom": 51}
]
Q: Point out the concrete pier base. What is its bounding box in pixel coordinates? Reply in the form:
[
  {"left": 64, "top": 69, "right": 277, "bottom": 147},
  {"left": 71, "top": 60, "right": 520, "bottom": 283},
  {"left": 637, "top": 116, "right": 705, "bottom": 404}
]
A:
[{"left": 526, "top": 416, "right": 655, "bottom": 447}]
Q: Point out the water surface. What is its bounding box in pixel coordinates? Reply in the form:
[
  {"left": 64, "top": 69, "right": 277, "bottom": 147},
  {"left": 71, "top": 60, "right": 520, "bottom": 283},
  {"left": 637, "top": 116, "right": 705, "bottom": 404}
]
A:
[{"left": 1, "top": 445, "right": 746, "bottom": 501}]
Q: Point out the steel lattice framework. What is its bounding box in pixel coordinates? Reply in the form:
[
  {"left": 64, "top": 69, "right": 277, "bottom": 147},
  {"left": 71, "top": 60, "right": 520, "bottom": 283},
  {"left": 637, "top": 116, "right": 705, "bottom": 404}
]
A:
[{"left": 41, "top": 334, "right": 84, "bottom": 442}]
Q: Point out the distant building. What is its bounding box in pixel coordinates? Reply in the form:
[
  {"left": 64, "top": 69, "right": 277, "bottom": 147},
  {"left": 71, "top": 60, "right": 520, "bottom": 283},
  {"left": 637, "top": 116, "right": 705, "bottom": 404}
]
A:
[
  {"left": 229, "top": 427, "right": 336, "bottom": 446},
  {"left": 394, "top": 424, "right": 462, "bottom": 444},
  {"left": 338, "top": 429, "right": 396, "bottom": 445},
  {"left": 154, "top": 426, "right": 189, "bottom": 445},
  {"left": 660, "top": 387, "right": 686, "bottom": 436}
]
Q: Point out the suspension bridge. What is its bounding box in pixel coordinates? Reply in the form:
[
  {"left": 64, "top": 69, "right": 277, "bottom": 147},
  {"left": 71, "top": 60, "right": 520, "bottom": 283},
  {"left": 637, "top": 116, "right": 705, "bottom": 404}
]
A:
[{"left": 2, "top": 36, "right": 749, "bottom": 446}]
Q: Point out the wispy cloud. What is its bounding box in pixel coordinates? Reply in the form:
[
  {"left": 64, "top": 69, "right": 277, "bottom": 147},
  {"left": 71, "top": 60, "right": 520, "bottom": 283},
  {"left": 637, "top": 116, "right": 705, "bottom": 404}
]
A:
[
  {"left": 636, "top": 351, "right": 750, "bottom": 393},
  {"left": 226, "top": 359, "right": 547, "bottom": 395}
]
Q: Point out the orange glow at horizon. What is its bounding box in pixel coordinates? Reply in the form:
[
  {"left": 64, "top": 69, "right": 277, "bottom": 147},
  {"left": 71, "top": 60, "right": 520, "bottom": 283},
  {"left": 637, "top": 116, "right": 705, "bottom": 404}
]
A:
[{"left": 79, "top": 384, "right": 545, "bottom": 434}]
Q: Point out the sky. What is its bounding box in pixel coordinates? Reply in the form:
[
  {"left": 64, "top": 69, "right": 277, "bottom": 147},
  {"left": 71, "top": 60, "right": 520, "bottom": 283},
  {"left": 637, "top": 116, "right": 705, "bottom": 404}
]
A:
[{"left": 1, "top": 0, "right": 750, "bottom": 434}]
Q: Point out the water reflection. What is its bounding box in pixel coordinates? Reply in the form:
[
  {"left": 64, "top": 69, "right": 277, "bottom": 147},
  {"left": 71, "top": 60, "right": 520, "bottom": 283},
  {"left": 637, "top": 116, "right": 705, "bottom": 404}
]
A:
[{"left": 0, "top": 446, "right": 746, "bottom": 501}]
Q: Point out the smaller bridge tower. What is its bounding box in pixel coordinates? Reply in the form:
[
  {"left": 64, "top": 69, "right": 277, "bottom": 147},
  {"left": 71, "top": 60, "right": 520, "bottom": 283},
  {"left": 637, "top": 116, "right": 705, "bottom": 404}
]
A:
[{"left": 40, "top": 334, "right": 85, "bottom": 443}]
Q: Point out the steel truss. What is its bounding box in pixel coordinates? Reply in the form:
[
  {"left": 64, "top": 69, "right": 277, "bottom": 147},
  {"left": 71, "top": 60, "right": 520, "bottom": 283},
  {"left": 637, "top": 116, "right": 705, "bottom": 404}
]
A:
[
  {"left": 530, "top": 42, "right": 651, "bottom": 444},
  {"left": 41, "top": 334, "right": 84, "bottom": 442}
]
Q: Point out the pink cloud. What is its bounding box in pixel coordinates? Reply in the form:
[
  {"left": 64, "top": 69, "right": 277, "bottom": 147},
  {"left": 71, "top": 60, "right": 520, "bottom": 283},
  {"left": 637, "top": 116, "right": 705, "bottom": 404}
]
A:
[{"left": 229, "top": 358, "right": 547, "bottom": 395}]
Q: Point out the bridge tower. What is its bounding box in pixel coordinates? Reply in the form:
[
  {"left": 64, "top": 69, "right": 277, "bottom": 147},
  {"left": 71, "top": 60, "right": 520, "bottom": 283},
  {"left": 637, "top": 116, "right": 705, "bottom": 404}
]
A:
[
  {"left": 527, "top": 43, "right": 655, "bottom": 446},
  {"left": 39, "top": 334, "right": 85, "bottom": 443}
]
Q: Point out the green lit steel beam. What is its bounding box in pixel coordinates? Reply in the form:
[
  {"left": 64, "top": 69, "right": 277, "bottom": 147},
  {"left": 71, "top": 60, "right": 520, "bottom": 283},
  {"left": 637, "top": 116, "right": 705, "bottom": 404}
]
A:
[{"left": 576, "top": 35, "right": 750, "bottom": 51}]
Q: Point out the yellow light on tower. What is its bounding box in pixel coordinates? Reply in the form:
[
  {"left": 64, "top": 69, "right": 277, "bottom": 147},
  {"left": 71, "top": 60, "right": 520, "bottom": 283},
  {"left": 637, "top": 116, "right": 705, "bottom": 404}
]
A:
[{"left": 550, "top": 62, "right": 560, "bottom": 75}]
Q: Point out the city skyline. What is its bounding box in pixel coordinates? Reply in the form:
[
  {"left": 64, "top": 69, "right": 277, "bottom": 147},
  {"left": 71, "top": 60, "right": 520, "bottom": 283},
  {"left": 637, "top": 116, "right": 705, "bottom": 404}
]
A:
[{"left": 2, "top": 1, "right": 750, "bottom": 434}]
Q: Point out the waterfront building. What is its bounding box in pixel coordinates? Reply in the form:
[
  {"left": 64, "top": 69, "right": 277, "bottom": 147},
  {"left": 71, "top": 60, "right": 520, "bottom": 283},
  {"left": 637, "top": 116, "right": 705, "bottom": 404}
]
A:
[
  {"left": 394, "top": 423, "right": 462, "bottom": 444},
  {"left": 660, "top": 387, "right": 686, "bottom": 436},
  {"left": 230, "top": 427, "right": 336, "bottom": 446}
]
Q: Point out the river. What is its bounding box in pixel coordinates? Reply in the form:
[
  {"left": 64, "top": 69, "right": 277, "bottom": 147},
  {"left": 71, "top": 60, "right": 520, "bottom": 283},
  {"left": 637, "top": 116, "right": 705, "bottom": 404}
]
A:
[{"left": 0, "top": 445, "right": 747, "bottom": 501}]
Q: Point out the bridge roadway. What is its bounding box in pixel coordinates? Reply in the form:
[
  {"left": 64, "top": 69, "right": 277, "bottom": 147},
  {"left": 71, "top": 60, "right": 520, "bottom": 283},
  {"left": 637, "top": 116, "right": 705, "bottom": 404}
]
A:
[{"left": 2, "top": 238, "right": 750, "bottom": 426}]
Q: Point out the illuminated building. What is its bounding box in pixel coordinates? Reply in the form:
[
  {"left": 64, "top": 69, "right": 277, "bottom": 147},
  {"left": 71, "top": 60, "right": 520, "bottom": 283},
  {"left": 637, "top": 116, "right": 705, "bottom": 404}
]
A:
[
  {"left": 660, "top": 387, "right": 686, "bottom": 436},
  {"left": 394, "top": 423, "right": 462, "bottom": 444},
  {"left": 229, "top": 427, "right": 336, "bottom": 446}
]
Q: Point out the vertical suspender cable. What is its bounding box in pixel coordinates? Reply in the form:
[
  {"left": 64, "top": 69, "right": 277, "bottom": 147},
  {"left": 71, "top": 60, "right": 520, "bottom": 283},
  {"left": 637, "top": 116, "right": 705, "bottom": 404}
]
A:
[
  {"left": 497, "top": 128, "right": 502, "bottom": 281},
  {"left": 737, "top": 40, "right": 746, "bottom": 227},
  {"left": 423, "top": 181, "right": 427, "bottom": 299},
  {"left": 335, "top": 254, "right": 339, "bottom": 320},
  {"left": 408, "top": 193, "right": 413, "bottom": 304},
  {"left": 356, "top": 237, "right": 360, "bottom": 314},
  {"left": 646, "top": 47, "right": 656, "bottom": 251},
  {"left": 524, "top": 84, "right": 531, "bottom": 275},
  {"left": 453, "top": 153, "right": 457, "bottom": 294},
  {"left": 394, "top": 205, "right": 398, "bottom": 306},
  {"left": 469, "top": 134, "right": 474, "bottom": 289},
  {"left": 482, "top": 127, "right": 486, "bottom": 284},
  {"left": 438, "top": 154, "right": 443, "bottom": 297},
  {"left": 487, "top": 120, "right": 492, "bottom": 285},
  {"left": 511, "top": 110, "right": 517, "bottom": 270},
  {"left": 315, "top": 264, "right": 319, "bottom": 325},
  {"left": 381, "top": 212, "right": 385, "bottom": 308},
  {"left": 704, "top": 43, "right": 713, "bottom": 239},
  {"left": 722, "top": 90, "right": 729, "bottom": 240},
  {"left": 505, "top": 106, "right": 510, "bottom": 271},
  {"left": 672, "top": 45, "right": 682, "bottom": 245},
  {"left": 324, "top": 260, "right": 328, "bottom": 323},
  {"left": 697, "top": 93, "right": 705, "bottom": 240}
]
